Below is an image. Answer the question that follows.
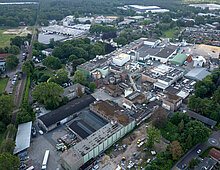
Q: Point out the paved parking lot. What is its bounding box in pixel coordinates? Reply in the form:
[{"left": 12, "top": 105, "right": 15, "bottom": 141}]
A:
[{"left": 28, "top": 125, "right": 68, "bottom": 170}]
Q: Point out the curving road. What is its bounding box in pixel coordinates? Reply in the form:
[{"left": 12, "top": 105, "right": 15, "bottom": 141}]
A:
[{"left": 173, "top": 130, "right": 220, "bottom": 170}]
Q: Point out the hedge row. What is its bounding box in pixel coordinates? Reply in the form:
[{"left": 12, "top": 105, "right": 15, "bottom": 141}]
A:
[{"left": 23, "top": 76, "right": 31, "bottom": 103}]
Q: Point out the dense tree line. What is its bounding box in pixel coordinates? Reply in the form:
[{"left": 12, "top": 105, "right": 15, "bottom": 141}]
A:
[
  {"left": 0, "top": 4, "right": 37, "bottom": 27},
  {"left": 52, "top": 38, "right": 105, "bottom": 64},
  {"left": 147, "top": 112, "right": 211, "bottom": 169},
  {"left": 188, "top": 67, "right": 220, "bottom": 122}
]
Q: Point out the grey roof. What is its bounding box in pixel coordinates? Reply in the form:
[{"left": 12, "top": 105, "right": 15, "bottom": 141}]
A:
[
  {"left": 38, "top": 95, "right": 96, "bottom": 128},
  {"left": 187, "top": 110, "right": 217, "bottom": 127},
  {"left": 14, "top": 121, "right": 32, "bottom": 154},
  {"left": 185, "top": 68, "right": 211, "bottom": 81},
  {"left": 155, "top": 46, "right": 177, "bottom": 58}
]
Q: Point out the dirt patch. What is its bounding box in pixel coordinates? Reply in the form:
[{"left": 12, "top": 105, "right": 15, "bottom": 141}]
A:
[{"left": 3, "top": 27, "right": 31, "bottom": 36}]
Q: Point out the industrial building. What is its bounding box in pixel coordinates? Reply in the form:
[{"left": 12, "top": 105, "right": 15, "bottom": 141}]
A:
[
  {"left": 185, "top": 67, "right": 211, "bottom": 81},
  {"left": 142, "top": 64, "right": 184, "bottom": 90},
  {"left": 193, "top": 56, "right": 206, "bottom": 67},
  {"left": 40, "top": 25, "right": 88, "bottom": 37},
  {"left": 37, "top": 95, "right": 96, "bottom": 132},
  {"left": 77, "top": 55, "right": 111, "bottom": 78},
  {"left": 170, "top": 53, "right": 189, "bottom": 65},
  {"left": 162, "top": 92, "right": 182, "bottom": 111},
  {"left": 112, "top": 53, "right": 131, "bottom": 66},
  {"left": 61, "top": 100, "right": 135, "bottom": 170},
  {"left": 123, "top": 5, "right": 169, "bottom": 13}
]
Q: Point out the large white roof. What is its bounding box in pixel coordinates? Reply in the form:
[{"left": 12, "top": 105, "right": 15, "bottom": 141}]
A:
[{"left": 14, "top": 121, "right": 32, "bottom": 154}]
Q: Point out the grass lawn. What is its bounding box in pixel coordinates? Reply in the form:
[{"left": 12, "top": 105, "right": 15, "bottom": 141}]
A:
[
  {"left": 0, "top": 29, "right": 16, "bottom": 48},
  {"left": 0, "top": 77, "right": 9, "bottom": 94}
]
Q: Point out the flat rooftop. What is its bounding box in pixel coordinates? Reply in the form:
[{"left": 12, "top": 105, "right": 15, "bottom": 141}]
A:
[
  {"left": 68, "top": 110, "right": 108, "bottom": 139},
  {"left": 38, "top": 95, "right": 96, "bottom": 128},
  {"left": 126, "top": 91, "right": 145, "bottom": 102},
  {"left": 61, "top": 122, "right": 123, "bottom": 164},
  {"left": 90, "top": 100, "right": 133, "bottom": 126}
]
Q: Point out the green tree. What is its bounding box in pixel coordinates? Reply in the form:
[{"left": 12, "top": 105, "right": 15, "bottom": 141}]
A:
[
  {"left": 9, "top": 45, "right": 20, "bottom": 55},
  {"left": 0, "top": 95, "right": 14, "bottom": 125},
  {"left": 49, "top": 69, "right": 69, "bottom": 85},
  {"left": 114, "top": 37, "right": 127, "bottom": 46},
  {"left": 89, "top": 82, "right": 97, "bottom": 92},
  {"left": 146, "top": 125, "right": 160, "bottom": 149},
  {"left": 182, "top": 121, "right": 211, "bottom": 145},
  {"left": 0, "top": 153, "right": 20, "bottom": 170},
  {"left": 49, "top": 38, "right": 56, "bottom": 48},
  {"left": 72, "top": 70, "right": 86, "bottom": 85},
  {"left": 52, "top": 47, "right": 63, "bottom": 58},
  {"left": 10, "top": 36, "right": 23, "bottom": 47},
  {"left": 185, "top": 134, "right": 193, "bottom": 150},
  {"left": 178, "top": 119, "right": 184, "bottom": 133},
  {"left": 6, "top": 54, "right": 19, "bottom": 70},
  {"left": 22, "top": 60, "right": 35, "bottom": 76},
  {"left": 170, "top": 112, "right": 189, "bottom": 126},
  {"left": 0, "top": 139, "right": 15, "bottom": 154},
  {"left": 31, "top": 82, "right": 64, "bottom": 109},
  {"left": 169, "top": 141, "right": 183, "bottom": 160},
  {"left": 42, "top": 55, "right": 62, "bottom": 69}
]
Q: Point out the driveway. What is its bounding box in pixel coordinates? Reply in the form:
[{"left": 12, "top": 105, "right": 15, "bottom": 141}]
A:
[
  {"left": 4, "top": 52, "right": 24, "bottom": 94},
  {"left": 174, "top": 130, "right": 220, "bottom": 169},
  {"left": 28, "top": 124, "right": 67, "bottom": 170}
]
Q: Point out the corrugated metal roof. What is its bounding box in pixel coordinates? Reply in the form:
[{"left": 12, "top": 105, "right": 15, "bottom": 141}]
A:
[
  {"left": 170, "top": 54, "right": 188, "bottom": 65},
  {"left": 185, "top": 68, "right": 211, "bottom": 81},
  {"left": 13, "top": 121, "right": 32, "bottom": 155}
]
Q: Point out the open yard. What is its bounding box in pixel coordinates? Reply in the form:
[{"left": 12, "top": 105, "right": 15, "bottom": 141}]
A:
[
  {"left": 0, "top": 77, "right": 9, "bottom": 94},
  {"left": 0, "top": 27, "right": 32, "bottom": 48},
  {"left": 0, "top": 29, "right": 16, "bottom": 48}
]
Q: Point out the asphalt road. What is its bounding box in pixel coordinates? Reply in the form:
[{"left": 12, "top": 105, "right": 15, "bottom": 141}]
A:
[{"left": 175, "top": 130, "right": 220, "bottom": 169}]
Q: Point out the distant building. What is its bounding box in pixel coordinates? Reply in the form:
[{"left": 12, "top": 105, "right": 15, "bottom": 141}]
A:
[
  {"left": 41, "top": 48, "right": 53, "bottom": 56},
  {"left": 126, "top": 5, "right": 169, "bottom": 13}
]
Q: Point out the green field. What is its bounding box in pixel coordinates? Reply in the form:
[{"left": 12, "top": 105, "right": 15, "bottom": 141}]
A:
[
  {"left": 162, "top": 27, "right": 183, "bottom": 38},
  {"left": 0, "top": 77, "right": 9, "bottom": 94},
  {"left": 0, "top": 29, "right": 16, "bottom": 48}
]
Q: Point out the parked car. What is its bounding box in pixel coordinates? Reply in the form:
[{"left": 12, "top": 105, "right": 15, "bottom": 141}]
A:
[
  {"left": 197, "top": 149, "right": 201, "bottom": 154},
  {"left": 39, "top": 130, "right": 44, "bottom": 135},
  {"left": 11, "top": 81, "right": 16, "bottom": 86}
]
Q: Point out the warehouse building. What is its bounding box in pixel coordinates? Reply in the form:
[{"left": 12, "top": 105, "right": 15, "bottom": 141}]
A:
[
  {"left": 170, "top": 53, "right": 188, "bottom": 65},
  {"left": 185, "top": 68, "right": 211, "bottom": 81},
  {"left": 112, "top": 53, "right": 131, "bottom": 66},
  {"left": 37, "top": 95, "right": 96, "bottom": 132},
  {"left": 61, "top": 100, "right": 135, "bottom": 170}
]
